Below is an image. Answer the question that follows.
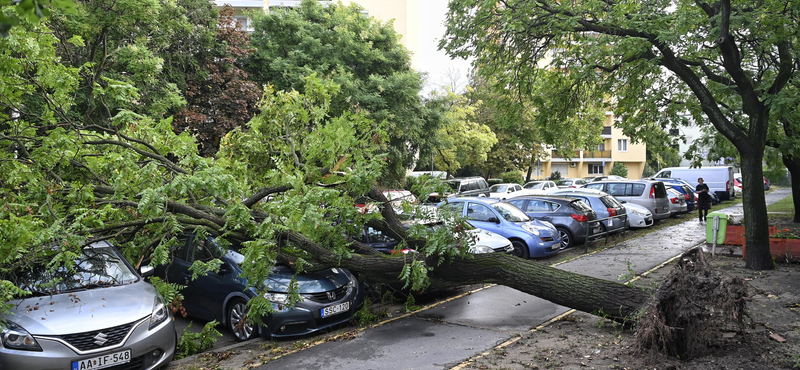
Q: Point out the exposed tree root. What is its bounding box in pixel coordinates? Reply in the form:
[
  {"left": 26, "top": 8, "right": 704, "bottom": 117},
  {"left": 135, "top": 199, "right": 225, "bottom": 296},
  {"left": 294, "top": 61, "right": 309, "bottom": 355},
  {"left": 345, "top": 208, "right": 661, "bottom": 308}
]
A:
[{"left": 635, "top": 248, "right": 750, "bottom": 361}]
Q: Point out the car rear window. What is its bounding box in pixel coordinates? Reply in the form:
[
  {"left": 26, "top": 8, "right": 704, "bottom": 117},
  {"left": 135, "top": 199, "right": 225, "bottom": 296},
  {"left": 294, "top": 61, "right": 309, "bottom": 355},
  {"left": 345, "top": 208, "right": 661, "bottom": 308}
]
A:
[
  {"left": 653, "top": 182, "right": 668, "bottom": 198},
  {"left": 569, "top": 200, "right": 593, "bottom": 213},
  {"left": 600, "top": 195, "right": 623, "bottom": 209}
]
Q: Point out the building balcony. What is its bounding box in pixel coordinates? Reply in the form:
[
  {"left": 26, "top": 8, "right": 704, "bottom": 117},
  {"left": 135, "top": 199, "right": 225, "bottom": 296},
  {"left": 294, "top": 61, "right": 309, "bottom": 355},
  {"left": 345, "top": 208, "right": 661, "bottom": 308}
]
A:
[
  {"left": 551, "top": 150, "right": 580, "bottom": 159},
  {"left": 601, "top": 126, "right": 612, "bottom": 138},
  {"left": 583, "top": 150, "right": 612, "bottom": 159}
]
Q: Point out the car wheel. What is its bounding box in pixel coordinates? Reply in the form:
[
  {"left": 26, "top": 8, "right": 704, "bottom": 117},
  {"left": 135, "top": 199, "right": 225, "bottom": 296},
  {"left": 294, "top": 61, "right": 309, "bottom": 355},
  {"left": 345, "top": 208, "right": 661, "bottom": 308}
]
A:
[
  {"left": 557, "top": 227, "right": 573, "bottom": 249},
  {"left": 510, "top": 240, "right": 530, "bottom": 259},
  {"left": 227, "top": 299, "right": 257, "bottom": 341}
]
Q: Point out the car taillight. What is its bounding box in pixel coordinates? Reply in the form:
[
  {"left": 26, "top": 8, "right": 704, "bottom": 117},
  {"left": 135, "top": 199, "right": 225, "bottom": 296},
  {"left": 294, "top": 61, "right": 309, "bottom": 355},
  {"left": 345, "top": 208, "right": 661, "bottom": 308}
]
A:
[
  {"left": 571, "top": 214, "right": 588, "bottom": 222},
  {"left": 649, "top": 186, "right": 655, "bottom": 199},
  {"left": 670, "top": 197, "right": 680, "bottom": 204},
  {"left": 684, "top": 194, "right": 691, "bottom": 200},
  {"left": 726, "top": 181, "right": 730, "bottom": 192},
  {"left": 607, "top": 208, "right": 617, "bottom": 217}
]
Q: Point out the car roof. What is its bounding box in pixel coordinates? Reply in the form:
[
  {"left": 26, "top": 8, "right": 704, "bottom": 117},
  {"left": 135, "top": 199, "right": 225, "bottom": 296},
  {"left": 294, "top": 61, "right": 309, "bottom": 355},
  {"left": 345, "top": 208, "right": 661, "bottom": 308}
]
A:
[
  {"left": 446, "top": 197, "right": 500, "bottom": 204},
  {"left": 508, "top": 195, "right": 579, "bottom": 202},
  {"left": 492, "top": 183, "right": 520, "bottom": 186}
]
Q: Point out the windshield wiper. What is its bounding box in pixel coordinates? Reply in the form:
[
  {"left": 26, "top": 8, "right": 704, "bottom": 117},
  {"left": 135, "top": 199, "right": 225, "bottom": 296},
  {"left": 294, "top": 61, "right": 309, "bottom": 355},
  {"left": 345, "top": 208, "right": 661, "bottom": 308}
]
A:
[{"left": 61, "top": 283, "right": 117, "bottom": 293}]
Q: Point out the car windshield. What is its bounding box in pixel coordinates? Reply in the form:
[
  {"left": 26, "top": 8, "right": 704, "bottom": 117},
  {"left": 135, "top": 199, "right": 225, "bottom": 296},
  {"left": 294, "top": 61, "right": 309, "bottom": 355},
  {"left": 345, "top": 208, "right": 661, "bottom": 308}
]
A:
[
  {"left": 6, "top": 247, "right": 138, "bottom": 296},
  {"left": 490, "top": 185, "right": 508, "bottom": 192},
  {"left": 556, "top": 180, "right": 572, "bottom": 186},
  {"left": 492, "top": 202, "right": 531, "bottom": 222},
  {"left": 524, "top": 182, "right": 544, "bottom": 189}
]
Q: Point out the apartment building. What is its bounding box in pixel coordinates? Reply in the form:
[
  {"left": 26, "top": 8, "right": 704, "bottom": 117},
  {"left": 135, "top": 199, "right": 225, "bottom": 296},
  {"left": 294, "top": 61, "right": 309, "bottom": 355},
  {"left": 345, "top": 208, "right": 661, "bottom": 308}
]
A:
[{"left": 542, "top": 112, "right": 647, "bottom": 180}]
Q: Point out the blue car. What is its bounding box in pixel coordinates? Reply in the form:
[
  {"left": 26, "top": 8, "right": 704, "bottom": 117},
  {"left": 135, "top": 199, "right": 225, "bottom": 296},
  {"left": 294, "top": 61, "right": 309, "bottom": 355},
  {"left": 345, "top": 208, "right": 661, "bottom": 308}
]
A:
[
  {"left": 155, "top": 234, "right": 364, "bottom": 341},
  {"left": 438, "top": 197, "right": 561, "bottom": 259}
]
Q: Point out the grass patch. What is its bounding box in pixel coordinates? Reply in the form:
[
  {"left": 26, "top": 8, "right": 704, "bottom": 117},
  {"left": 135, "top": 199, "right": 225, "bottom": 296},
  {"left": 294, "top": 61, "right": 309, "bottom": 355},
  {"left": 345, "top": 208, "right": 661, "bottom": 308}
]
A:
[{"left": 767, "top": 194, "right": 794, "bottom": 214}]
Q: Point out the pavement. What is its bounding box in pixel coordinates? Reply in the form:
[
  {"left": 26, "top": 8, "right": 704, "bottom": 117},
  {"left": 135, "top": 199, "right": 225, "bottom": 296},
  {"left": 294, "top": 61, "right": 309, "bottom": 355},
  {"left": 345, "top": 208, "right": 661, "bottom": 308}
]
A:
[{"left": 168, "top": 188, "right": 791, "bottom": 370}]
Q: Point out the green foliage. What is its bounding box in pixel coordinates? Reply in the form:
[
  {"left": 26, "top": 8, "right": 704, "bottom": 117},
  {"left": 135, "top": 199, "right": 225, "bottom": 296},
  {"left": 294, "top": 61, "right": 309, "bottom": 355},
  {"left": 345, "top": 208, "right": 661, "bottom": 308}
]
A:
[
  {"left": 352, "top": 299, "right": 389, "bottom": 327},
  {"left": 642, "top": 164, "right": 656, "bottom": 178},
  {"left": 549, "top": 171, "right": 562, "bottom": 180},
  {"left": 246, "top": 0, "right": 433, "bottom": 181},
  {"left": 175, "top": 320, "right": 222, "bottom": 360},
  {"left": 609, "top": 162, "right": 629, "bottom": 178},
  {"left": 501, "top": 171, "right": 524, "bottom": 185},
  {"left": 427, "top": 91, "right": 498, "bottom": 173},
  {"left": 403, "top": 294, "right": 421, "bottom": 312}
]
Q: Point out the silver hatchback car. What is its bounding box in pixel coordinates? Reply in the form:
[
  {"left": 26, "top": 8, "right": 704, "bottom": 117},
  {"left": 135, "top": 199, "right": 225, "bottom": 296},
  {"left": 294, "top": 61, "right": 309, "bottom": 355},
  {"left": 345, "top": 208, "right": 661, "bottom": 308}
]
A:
[
  {"left": 583, "top": 180, "right": 672, "bottom": 221},
  {"left": 0, "top": 241, "right": 176, "bottom": 370}
]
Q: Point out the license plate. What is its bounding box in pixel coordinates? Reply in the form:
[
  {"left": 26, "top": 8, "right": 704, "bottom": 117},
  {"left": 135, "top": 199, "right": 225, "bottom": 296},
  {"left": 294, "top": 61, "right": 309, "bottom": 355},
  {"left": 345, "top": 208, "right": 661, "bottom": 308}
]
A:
[
  {"left": 321, "top": 301, "right": 350, "bottom": 317},
  {"left": 608, "top": 219, "right": 613, "bottom": 227},
  {"left": 72, "top": 349, "right": 130, "bottom": 370}
]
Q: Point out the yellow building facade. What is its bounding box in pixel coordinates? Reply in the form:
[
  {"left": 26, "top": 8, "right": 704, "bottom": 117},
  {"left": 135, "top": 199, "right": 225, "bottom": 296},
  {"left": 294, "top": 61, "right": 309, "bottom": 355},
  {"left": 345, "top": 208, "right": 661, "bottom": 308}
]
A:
[{"left": 542, "top": 112, "right": 647, "bottom": 180}]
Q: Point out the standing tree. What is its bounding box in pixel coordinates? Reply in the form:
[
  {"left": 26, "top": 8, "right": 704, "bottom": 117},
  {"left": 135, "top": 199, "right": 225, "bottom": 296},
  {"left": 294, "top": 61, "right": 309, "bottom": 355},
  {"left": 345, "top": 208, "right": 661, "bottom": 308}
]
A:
[
  {"left": 171, "top": 6, "right": 262, "bottom": 156},
  {"left": 245, "top": 0, "right": 435, "bottom": 183},
  {"left": 440, "top": 0, "right": 799, "bottom": 270},
  {"left": 426, "top": 91, "right": 497, "bottom": 175}
]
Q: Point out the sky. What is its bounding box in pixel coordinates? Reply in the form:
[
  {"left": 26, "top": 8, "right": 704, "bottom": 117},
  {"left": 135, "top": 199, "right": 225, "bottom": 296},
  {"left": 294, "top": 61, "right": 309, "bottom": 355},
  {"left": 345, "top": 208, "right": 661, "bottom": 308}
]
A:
[{"left": 415, "top": 1, "right": 472, "bottom": 96}]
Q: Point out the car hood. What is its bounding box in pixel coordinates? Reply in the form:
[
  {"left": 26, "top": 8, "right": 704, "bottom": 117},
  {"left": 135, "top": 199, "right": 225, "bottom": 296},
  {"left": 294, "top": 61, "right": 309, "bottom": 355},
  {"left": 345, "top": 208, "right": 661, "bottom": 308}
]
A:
[
  {"left": 3, "top": 281, "right": 156, "bottom": 336},
  {"left": 265, "top": 266, "right": 351, "bottom": 293},
  {"left": 623, "top": 203, "right": 652, "bottom": 216},
  {"left": 519, "top": 219, "right": 558, "bottom": 235},
  {"left": 468, "top": 228, "right": 511, "bottom": 250}
]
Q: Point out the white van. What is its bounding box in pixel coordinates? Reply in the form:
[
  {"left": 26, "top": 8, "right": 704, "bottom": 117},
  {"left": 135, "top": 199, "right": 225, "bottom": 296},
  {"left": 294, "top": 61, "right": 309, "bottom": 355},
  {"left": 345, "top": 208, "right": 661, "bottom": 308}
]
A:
[{"left": 652, "top": 166, "right": 735, "bottom": 200}]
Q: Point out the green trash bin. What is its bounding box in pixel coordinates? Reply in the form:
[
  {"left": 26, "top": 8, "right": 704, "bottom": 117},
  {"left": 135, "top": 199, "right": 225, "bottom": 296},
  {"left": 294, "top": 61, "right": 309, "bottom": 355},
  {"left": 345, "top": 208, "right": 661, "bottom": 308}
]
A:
[{"left": 706, "top": 212, "right": 728, "bottom": 244}]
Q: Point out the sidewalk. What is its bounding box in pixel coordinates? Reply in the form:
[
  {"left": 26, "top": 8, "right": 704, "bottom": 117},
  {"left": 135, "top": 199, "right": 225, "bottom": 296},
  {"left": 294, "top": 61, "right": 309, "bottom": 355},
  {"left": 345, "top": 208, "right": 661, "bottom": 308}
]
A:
[{"left": 169, "top": 188, "right": 791, "bottom": 370}]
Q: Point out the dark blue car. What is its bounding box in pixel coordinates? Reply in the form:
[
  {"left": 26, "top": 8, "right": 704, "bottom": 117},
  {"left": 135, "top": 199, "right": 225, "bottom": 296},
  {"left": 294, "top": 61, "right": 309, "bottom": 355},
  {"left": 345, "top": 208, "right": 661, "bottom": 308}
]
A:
[{"left": 156, "top": 234, "right": 364, "bottom": 341}]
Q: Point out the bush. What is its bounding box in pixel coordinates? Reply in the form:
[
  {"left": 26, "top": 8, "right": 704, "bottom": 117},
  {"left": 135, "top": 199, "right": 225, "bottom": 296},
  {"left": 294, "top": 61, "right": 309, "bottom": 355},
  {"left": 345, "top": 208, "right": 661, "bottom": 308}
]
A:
[
  {"left": 642, "top": 164, "right": 656, "bottom": 178},
  {"left": 501, "top": 171, "right": 524, "bottom": 184},
  {"left": 550, "top": 171, "right": 562, "bottom": 180},
  {"left": 175, "top": 320, "right": 222, "bottom": 359},
  {"left": 610, "top": 162, "right": 629, "bottom": 178}
]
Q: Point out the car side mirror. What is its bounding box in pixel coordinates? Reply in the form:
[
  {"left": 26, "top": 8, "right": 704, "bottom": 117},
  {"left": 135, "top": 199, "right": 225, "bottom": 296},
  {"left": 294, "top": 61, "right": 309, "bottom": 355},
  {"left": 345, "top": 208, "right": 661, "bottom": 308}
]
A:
[
  {"left": 218, "top": 264, "right": 231, "bottom": 274},
  {"left": 140, "top": 265, "right": 155, "bottom": 278},
  {"left": 487, "top": 217, "right": 500, "bottom": 223}
]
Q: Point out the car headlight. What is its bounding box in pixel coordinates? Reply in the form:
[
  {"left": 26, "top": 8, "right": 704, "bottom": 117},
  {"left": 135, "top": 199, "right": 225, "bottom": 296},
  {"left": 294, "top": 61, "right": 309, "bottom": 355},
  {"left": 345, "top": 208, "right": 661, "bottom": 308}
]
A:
[
  {"left": 149, "top": 296, "right": 169, "bottom": 330},
  {"left": 264, "top": 292, "right": 289, "bottom": 304},
  {"left": 1, "top": 321, "right": 42, "bottom": 351},
  {"left": 521, "top": 225, "right": 540, "bottom": 236},
  {"left": 347, "top": 274, "right": 358, "bottom": 290},
  {"left": 470, "top": 245, "right": 494, "bottom": 254}
]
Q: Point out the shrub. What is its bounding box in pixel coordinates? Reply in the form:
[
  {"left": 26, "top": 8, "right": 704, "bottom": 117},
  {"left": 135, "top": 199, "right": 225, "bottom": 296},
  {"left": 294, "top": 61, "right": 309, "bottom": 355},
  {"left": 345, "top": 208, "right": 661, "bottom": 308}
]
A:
[
  {"left": 501, "top": 171, "right": 524, "bottom": 184},
  {"left": 550, "top": 171, "right": 562, "bottom": 180},
  {"left": 175, "top": 320, "right": 222, "bottom": 359},
  {"left": 610, "top": 162, "right": 629, "bottom": 177}
]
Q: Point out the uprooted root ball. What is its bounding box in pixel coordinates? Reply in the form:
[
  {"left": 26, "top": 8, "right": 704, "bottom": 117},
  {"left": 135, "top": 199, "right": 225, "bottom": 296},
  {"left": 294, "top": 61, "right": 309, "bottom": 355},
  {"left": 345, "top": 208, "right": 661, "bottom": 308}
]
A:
[{"left": 635, "top": 248, "right": 750, "bottom": 361}]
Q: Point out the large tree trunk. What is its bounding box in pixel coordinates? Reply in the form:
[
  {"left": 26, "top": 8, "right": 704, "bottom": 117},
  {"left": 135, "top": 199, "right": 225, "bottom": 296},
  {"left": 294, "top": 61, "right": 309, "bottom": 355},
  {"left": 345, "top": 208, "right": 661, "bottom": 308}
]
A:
[
  {"left": 782, "top": 154, "right": 800, "bottom": 223},
  {"left": 740, "top": 149, "right": 774, "bottom": 270},
  {"left": 341, "top": 252, "right": 648, "bottom": 321}
]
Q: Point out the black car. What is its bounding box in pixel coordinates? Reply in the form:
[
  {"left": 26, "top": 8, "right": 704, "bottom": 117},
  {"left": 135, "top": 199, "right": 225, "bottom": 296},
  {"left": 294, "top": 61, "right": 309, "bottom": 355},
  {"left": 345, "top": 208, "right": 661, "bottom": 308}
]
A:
[
  {"left": 156, "top": 234, "right": 364, "bottom": 341},
  {"left": 506, "top": 196, "right": 601, "bottom": 249}
]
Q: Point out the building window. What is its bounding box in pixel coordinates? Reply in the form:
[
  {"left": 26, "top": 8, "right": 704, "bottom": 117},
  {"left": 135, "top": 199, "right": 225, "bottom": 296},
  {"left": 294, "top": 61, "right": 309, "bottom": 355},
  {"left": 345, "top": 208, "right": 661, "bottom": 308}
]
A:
[
  {"left": 618, "top": 139, "right": 628, "bottom": 152},
  {"left": 669, "top": 128, "right": 679, "bottom": 136},
  {"left": 589, "top": 164, "right": 604, "bottom": 174}
]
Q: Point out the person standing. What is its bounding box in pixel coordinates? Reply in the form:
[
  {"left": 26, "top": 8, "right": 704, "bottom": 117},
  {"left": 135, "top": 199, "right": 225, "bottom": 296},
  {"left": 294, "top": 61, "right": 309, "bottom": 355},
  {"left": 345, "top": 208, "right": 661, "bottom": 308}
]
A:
[{"left": 696, "top": 177, "right": 711, "bottom": 222}]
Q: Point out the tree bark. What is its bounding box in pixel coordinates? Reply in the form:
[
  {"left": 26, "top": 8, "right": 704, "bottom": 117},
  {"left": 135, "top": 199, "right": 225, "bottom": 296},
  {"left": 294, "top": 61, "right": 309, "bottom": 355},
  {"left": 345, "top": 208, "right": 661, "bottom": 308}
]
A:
[
  {"left": 782, "top": 154, "right": 800, "bottom": 223},
  {"left": 740, "top": 149, "right": 774, "bottom": 270},
  {"left": 340, "top": 253, "right": 648, "bottom": 321}
]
